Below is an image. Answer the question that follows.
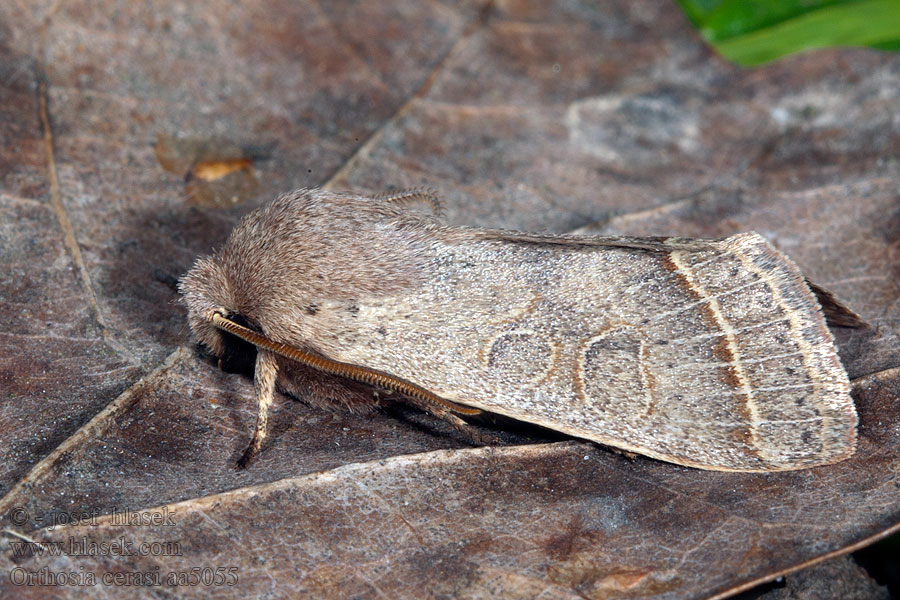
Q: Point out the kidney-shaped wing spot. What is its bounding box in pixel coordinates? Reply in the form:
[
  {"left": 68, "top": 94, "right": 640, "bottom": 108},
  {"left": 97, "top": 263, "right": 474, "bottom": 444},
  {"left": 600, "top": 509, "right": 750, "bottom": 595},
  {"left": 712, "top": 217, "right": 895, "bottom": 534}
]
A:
[{"left": 574, "top": 325, "right": 656, "bottom": 421}]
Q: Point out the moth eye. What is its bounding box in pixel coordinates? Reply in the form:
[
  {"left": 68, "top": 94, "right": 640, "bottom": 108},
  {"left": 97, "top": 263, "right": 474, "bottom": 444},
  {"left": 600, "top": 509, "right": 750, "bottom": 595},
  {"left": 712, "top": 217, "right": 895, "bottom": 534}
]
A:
[{"left": 217, "top": 312, "right": 260, "bottom": 375}]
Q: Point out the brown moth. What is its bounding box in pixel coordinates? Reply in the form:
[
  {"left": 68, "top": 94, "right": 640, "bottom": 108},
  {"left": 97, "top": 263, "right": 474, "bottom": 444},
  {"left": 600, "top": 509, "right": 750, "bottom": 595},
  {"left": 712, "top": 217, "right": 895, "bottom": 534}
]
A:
[{"left": 179, "top": 188, "right": 858, "bottom": 471}]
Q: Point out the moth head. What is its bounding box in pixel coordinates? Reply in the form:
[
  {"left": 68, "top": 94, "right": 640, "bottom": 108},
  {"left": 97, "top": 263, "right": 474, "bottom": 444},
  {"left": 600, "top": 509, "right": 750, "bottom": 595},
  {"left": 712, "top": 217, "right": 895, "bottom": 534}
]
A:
[{"left": 179, "top": 255, "right": 258, "bottom": 373}]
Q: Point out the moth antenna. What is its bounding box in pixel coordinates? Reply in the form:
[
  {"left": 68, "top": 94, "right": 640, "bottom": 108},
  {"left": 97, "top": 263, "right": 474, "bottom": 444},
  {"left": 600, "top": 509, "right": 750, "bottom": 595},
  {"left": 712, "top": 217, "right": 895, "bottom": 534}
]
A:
[
  {"left": 374, "top": 187, "right": 443, "bottom": 218},
  {"left": 208, "top": 311, "right": 480, "bottom": 426},
  {"left": 235, "top": 349, "right": 278, "bottom": 469}
]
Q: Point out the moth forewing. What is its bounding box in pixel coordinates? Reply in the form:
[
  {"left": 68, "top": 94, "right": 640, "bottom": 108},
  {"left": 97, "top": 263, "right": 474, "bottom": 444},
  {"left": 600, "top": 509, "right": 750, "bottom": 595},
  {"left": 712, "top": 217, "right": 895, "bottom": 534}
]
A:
[
  {"left": 285, "top": 221, "right": 856, "bottom": 472},
  {"left": 181, "top": 189, "right": 857, "bottom": 471}
]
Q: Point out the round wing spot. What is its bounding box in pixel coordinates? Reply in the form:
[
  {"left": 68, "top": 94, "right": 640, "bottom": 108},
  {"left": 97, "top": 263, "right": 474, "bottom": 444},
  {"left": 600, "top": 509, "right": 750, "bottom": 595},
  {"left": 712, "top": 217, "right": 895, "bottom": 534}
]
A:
[{"left": 484, "top": 329, "right": 555, "bottom": 383}]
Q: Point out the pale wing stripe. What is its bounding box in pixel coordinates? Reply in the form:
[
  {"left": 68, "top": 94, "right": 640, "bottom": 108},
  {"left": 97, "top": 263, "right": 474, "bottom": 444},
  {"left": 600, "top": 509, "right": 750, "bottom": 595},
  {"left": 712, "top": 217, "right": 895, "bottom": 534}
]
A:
[
  {"left": 647, "top": 278, "right": 765, "bottom": 324},
  {"left": 667, "top": 251, "right": 762, "bottom": 453},
  {"left": 728, "top": 242, "right": 847, "bottom": 462},
  {"left": 716, "top": 382, "right": 815, "bottom": 395},
  {"left": 665, "top": 350, "right": 805, "bottom": 370},
  {"left": 672, "top": 253, "right": 722, "bottom": 272},
  {"left": 619, "top": 253, "right": 723, "bottom": 296},
  {"left": 667, "top": 315, "right": 791, "bottom": 345}
]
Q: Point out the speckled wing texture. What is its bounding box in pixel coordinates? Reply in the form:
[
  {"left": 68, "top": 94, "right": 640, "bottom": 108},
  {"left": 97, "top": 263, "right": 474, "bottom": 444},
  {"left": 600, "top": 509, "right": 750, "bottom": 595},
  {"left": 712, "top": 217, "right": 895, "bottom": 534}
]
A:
[{"left": 304, "top": 199, "right": 856, "bottom": 472}]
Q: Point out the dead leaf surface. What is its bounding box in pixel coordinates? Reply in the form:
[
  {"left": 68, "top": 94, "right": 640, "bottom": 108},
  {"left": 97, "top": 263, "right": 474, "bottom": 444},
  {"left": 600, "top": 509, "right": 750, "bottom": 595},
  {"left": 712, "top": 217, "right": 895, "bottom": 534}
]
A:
[{"left": 1, "top": 1, "right": 898, "bottom": 599}]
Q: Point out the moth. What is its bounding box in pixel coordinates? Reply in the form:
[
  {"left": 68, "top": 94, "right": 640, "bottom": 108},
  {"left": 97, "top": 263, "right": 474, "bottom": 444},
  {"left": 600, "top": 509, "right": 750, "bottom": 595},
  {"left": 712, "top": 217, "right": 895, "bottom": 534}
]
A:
[{"left": 179, "top": 188, "right": 859, "bottom": 471}]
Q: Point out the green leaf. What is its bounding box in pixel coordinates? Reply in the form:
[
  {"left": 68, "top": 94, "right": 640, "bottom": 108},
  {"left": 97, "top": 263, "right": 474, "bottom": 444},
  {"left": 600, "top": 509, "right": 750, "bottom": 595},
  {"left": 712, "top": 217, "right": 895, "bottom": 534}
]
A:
[{"left": 675, "top": 0, "right": 900, "bottom": 66}]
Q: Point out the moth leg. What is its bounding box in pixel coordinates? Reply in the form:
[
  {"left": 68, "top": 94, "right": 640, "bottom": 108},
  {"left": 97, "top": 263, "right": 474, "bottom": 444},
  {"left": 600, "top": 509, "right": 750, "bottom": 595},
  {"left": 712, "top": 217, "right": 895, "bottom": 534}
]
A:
[
  {"left": 608, "top": 447, "right": 639, "bottom": 462},
  {"left": 236, "top": 349, "right": 279, "bottom": 469},
  {"left": 374, "top": 188, "right": 442, "bottom": 217},
  {"left": 404, "top": 397, "right": 495, "bottom": 446},
  {"left": 441, "top": 411, "right": 496, "bottom": 446}
]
